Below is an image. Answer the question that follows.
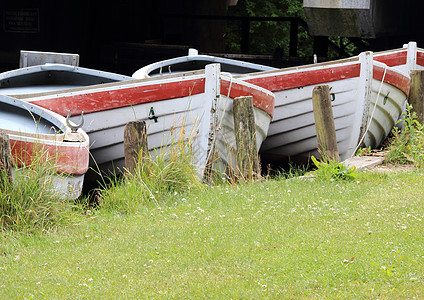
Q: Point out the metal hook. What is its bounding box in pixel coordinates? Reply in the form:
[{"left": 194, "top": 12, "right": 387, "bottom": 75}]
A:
[{"left": 66, "top": 110, "right": 84, "bottom": 133}]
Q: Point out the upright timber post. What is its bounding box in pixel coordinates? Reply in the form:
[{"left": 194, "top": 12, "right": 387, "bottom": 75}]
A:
[
  {"left": 124, "top": 121, "right": 148, "bottom": 174},
  {"left": 409, "top": 70, "right": 424, "bottom": 124},
  {"left": 312, "top": 85, "right": 340, "bottom": 162},
  {"left": 0, "top": 132, "right": 12, "bottom": 186},
  {"left": 233, "top": 96, "right": 260, "bottom": 180}
]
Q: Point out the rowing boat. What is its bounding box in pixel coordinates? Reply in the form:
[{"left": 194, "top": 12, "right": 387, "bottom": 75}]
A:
[
  {"left": 0, "top": 94, "right": 89, "bottom": 199},
  {"left": 14, "top": 64, "right": 274, "bottom": 181},
  {"left": 235, "top": 52, "right": 410, "bottom": 163}
]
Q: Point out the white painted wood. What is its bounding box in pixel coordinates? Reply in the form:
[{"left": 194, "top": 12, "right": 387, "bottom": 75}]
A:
[
  {"left": 353, "top": 51, "right": 374, "bottom": 154},
  {"left": 188, "top": 48, "right": 198, "bottom": 56},
  {"left": 406, "top": 42, "right": 418, "bottom": 72},
  {"left": 204, "top": 63, "right": 221, "bottom": 175}
]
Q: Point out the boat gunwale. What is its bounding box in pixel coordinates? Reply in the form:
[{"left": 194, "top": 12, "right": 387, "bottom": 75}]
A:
[
  {"left": 18, "top": 68, "right": 275, "bottom": 118},
  {"left": 133, "top": 53, "right": 277, "bottom": 78}
]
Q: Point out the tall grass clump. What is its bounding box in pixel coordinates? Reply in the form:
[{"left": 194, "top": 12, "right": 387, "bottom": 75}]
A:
[
  {"left": 0, "top": 150, "right": 72, "bottom": 232},
  {"left": 100, "top": 126, "right": 203, "bottom": 213},
  {"left": 386, "top": 103, "right": 424, "bottom": 168}
]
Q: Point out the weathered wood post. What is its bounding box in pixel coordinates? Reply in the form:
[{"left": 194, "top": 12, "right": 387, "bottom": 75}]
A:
[
  {"left": 0, "top": 132, "right": 12, "bottom": 186},
  {"left": 408, "top": 70, "right": 424, "bottom": 123},
  {"left": 123, "top": 121, "right": 148, "bottom": 174},
  {"left": 312, "top": 85, "right": 340, "bottom": 162},
  {"left": 233, "top": 96, "right": 260, "bottom": 180}
]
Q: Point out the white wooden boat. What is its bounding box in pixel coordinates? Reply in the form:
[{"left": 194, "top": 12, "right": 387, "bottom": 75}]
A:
[
  {"left": 0, "top": 94, "right": 89, "bottom": 199},
  {"left": 234, "top": 52, "right": 410, "bottom": 163},
  {"left": 132, "top": 48, "right": 277, "bottom": 79},
  {"left": 12, "top": 64, "right": 274, "bottom": 180}
]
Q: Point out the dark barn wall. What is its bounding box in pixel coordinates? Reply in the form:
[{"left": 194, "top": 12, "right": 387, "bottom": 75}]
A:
[
  {"left": 0, "top": 0, "right": 228, "bottom": 74},
  {"left": 3, "top": 0, "right": 424, "bottom": 74}
]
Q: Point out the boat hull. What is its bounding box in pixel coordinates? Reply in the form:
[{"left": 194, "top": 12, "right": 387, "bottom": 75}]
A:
[
  {"left": 236, "top": 52, "right": 409, "bottom": 163},
  {"left": 0, "top": 95, "right": 89, "bottom": 199},
  {"left": 19, "top": 65, "right": 274, "bottom": 181}
]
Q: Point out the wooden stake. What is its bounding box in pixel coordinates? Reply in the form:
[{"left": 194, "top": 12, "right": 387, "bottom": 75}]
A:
[
  {"left": 123, "top": 121, "right": 148, "bottom": 174},
  {"left": 233, "top": 96, "right": 260, "bottom": 180},
  {"left": 312, "top": 85, "right": 340, "bottom": 162},
  {"left": 409, "top": 70, "right": 424, "bottom": 123},
  {"left": 0, "top": 132, "right": 12, "bottom": 185}
]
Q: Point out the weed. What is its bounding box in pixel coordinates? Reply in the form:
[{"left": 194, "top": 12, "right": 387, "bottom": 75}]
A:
[
  {"left": 310, "top": 155, "right": 357, "bottom": 181},
  {"left": 355, "top": 146, "right": 372, "bottom": 156},
  {"left": 386, "top": 103, "right": 424, "bottom": 168}
]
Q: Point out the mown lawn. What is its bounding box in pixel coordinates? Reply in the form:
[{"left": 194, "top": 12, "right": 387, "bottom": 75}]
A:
[{"left": 1, "top": 170, "right": 424, "bottom": 298}]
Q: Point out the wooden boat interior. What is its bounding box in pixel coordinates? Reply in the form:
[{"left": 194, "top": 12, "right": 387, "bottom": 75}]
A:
[
  {"left": 0, "top": 96, "right": 68, "bottom": 141},
  {"left": 0, "top": 64, "right": 132, "bottom": 95}
]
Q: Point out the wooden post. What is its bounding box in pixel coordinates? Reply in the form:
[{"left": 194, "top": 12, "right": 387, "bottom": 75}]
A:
[
  {"left": 409, "top": 70, "right": 424, "bottom": 123},
  {"left": 123, "top": 121, "right": 148, "bottom": 174},
  {"left": 233, "top": 96, "right": 260, "bottom": 180},
  {"left": 312, "top": 85, "right": 340, "bottom": 162},
  {"left": 0, "top": 132, "right": 12, "bottom": 185}
]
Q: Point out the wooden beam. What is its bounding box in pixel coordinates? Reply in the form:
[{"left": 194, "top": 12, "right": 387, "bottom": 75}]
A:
[
  {"left": 312, "top": 85, "right": 340, "bottom": 162},
  {"left": 0, "top": 132, "right": 12, "bottom": 186},
  {"left": 233, "top": 96, "right": 260, "bottom": 180},
  {"left": 123, "top": 121, "right": 148, "bottom": 174},
  {"left": 409, "top": 70, "right": 424, "bottom": 123}
]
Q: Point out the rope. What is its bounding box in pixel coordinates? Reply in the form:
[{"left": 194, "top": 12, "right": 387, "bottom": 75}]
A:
[
  {"left": 204, "top": 71, "right": 233, "bottom": 167},
  {"left": 352, "top": 64, "right": 388, "bottom": 156}
]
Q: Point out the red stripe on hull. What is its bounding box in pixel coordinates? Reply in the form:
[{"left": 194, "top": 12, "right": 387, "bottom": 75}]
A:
[
  {"left": 10, "top": 139, "right": 89, "bottom": 175},
  {"left": 417, "top": 51, "right": 424, "bottom": 67},
  {"left": 374, "top": 51, "right": 407, "bottom": 67},
  {"left": 373, "top": 65, "right": 410, "bottom": 97},
  {"left": 245, "top": 63, "right": 361, "bottom": 92},
  {"left": 31, "top": 78, "right": 206, "bottom": 117},
  {"left": 220, "top": 80, "right": 274, "bottom": 117}
]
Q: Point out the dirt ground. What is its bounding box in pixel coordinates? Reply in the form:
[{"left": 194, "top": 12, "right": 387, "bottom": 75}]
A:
[{"left": 372, "top": 162, "right": 417, "bottom": 173}]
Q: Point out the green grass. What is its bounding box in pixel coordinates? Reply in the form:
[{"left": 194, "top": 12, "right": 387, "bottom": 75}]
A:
[
  {"left": 1, "top": 170, "right": 424, "bottom": 298},
  {"left": 0, "top": 150, "right": 83, "bottom": 233}
]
